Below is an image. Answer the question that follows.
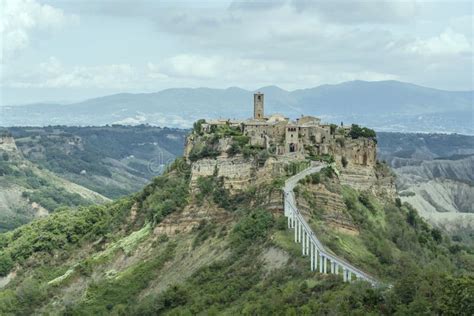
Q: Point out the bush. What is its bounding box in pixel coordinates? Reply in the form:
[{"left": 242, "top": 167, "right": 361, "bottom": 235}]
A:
[
  {"left": 310, "top": 173, "right": 321, "bottom": 184},
  {"left": 227, "top": 142, "right": 241, "bottom": 156},
  {"left": 358, "top": 193, "right": 375, "bottom": 214},
  {"left": 321, "top": 166, "right": 335, "bottom": 178},
  {"left": 0, "top": 252, "right": 13, "bottom": 276},
  {"left": 193, "top": 119, "right": 206, "bottom": 135},
  {"left": 230, "top": 209, "right": 274, "bottom": 251},
  {"left": 341, "top": 156, "right": 348, "bottom": 168},
  {"left": 232, "top": 135, "right": 250, "bottom": 147},
  {"left": 349, "top": 124, "right": 376, "bottom": 140}
]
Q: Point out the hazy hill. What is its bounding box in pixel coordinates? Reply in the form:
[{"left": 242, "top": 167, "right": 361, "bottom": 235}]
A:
[{"left": 1, "top": 80, "right": 472, "bottom": 134}]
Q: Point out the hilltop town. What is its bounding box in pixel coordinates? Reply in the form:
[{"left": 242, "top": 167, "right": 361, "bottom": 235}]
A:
[{"left": 184, "top": 93, "right": 392, "bottom": 196}]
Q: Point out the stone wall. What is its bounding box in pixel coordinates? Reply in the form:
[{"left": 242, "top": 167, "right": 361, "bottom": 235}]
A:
[{"left": 190, "top": 157, "right": 256, "bottom": 191}]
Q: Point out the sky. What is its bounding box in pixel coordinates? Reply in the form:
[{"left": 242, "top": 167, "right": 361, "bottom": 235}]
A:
[{"left": 0, "top": 0, "right": 473, "bottom": 105}]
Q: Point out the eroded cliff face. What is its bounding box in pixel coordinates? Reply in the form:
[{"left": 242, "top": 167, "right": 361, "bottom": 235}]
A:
[
  {"left": 189, "top": 156, "right": 294, "bottom": 191},
  {"left": 296, "top": 183, "right": 359, "bottom": 235},
  {"left": 0, "top": 136, "right": 19, "bottom": 154},
  {"left": 332, "top": 138, "right": 377, "bottom": 169},
  {"left": 395, "top": 156, "right": 474, "bottom": 229},
  {"left": 338, "top": 164, "right": 396, "bottom": 199},
  {"left": 154, "top": 202, "right": 233, "bottom": 236},
  {"left": 190, "top": 157, "right": 252, "bottom": 191}
]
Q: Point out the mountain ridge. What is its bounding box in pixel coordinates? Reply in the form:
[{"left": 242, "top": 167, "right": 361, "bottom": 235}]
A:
[{"left": 1, "top": 80, "right": 472, "bottom": 134}]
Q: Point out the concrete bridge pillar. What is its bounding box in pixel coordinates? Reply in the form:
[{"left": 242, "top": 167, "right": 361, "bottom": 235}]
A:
[
  {"left": 310, "top": 241, "right": 314, "bottom": 270},
  {"left": 348, "top": 271, "right": 352, "bottom": 282},
  {"left": 319, "top": 255, "right": 323, "bottom": 273},
  {"left": 330, "top": 260, "right": 335, "bottom": 274},
  {"left": 299, "top": 222, "right": 303, "bottom": 243},
  {"left": 323, "top": 257, "right": 328, "bottom": 273},
  {"left": 343, "top": 268, "right": 347, "bottom": 282},
  {"left": 294, "top": 218, "right": 298, "bottom": 242},
  {"left": 305, "top": 233, "right": 309, "bottom": 255},
  {"left": 302, "top": 230, "right": 306, "bottom": 255}
]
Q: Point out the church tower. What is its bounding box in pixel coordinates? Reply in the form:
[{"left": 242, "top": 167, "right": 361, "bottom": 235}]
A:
[{"left": 254, "top": 92, "right": 264, "bottom": 120}]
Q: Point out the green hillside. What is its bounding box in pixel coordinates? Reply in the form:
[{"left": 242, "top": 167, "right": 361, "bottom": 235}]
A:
[
  {"left": 0, "top": 159, "right": 472, "bottom": 315},
  {"left": 0, "top": 144, "right": 109, "bottom": 232},
  {"left": 8, "top": 125, "right": 188, "bottom": 198}
]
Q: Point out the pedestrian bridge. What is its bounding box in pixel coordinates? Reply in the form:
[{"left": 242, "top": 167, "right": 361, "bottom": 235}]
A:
[{"left": 283, "top": 163, "right": 379, "bottom": 286}]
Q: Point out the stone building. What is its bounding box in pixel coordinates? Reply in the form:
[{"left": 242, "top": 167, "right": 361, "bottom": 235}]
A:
[{"left": 194, "top": 93, "right": 376, "bottom": 168}]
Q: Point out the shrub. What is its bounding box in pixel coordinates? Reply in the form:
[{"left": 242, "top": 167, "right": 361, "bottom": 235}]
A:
[
  {"left": 230, "top": 209, "right": 274, "bottom": 251},
  {"left": 341, "top": 156, "right": 348, "bottom": 168},
  {"left": 227, "top": 142, "right": 241, "bottom": 156},
  {"left": 193, "top": 119, "right": 206, "bottom": 135},
  {"left": 0, "top": 252, "right": 13, "bottom": 276},
  {"left": 336, "top": 138, "right": 345, "bottom": 147},
  {"left": 358, "top": 193, "right": 375, "bottom": 214},
  {"left": 232, "top": 135, "right": 250, "bottom": 147},
  {"left": 349, "top": 124, "right": 376, "bottom": 140},
  {"left": 321, "top": 166, "right": 334, "bottom": 178}
]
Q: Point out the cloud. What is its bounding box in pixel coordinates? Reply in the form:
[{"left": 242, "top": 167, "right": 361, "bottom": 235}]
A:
[
  {"left": 0, "top": 0, "right": 78, "bottom": 61},
  {"left": 406, "top": 28, "right": 472, "bottom": 56},
  {"left": 231, "top": 0, "right": 418, "bottom": 24},
  {"left": 2, "top": 0, "right": 473, "bottom": 101},
  {"left": 289, "top": 0, "right": 418, "bottom": 24},
  {"left": 147, "top": 53, "right": 398, "bottom": 90},
  {"left": 3, "top": 56, "right": 137, "bottom": 89}
]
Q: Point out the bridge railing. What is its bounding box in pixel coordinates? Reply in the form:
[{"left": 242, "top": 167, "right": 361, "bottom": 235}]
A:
[{"left": 283, "top": 164, "right": 379, "bottom": 286}]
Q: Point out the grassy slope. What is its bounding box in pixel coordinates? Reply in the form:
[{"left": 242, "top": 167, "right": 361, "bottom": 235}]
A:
[{"left": 0, "top": 163, "right": 473, "bottom": 315}]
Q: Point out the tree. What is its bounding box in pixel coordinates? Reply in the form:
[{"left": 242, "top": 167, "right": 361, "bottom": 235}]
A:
[
  {"left": 0, "top": 252, "right": 13, "bottom": 276},
  {"left": 349, "top": 124, "right": 376, "bottom": 140},
  {"left": 193, "top": 119, "right": 206, "bottom": 135}
]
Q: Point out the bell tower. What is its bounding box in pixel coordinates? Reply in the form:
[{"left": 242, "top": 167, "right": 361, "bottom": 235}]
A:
[{"left": 254, "top": 92, "right": 264, "bottom": 120}]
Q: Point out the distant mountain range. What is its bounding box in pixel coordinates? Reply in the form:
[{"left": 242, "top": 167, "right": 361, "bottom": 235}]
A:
[{"left": 1, "top": 80, "right": 472, "bottom": 134}]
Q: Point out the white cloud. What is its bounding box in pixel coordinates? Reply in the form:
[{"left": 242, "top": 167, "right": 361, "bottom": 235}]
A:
[
  {"left": 2, "top": 0, "right": 473, "bottom": 103},
  {"left": 4, "top": 56, "right": 137, "bottom": 89},
  {"left": 406, "top": 28, "right": 472, "bottom": 56},
  {"left": 0, "top": 0, "right": 78, "bottom": 61},
  {"left": 146, "top": 53, "right": 398, "bottom": 90},
  {"left": 148, "top": 54, "right": 287, "bottom": 81}
]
